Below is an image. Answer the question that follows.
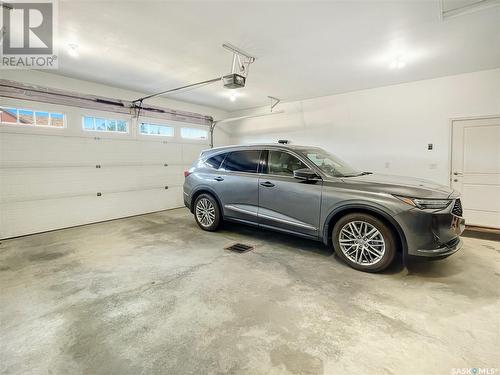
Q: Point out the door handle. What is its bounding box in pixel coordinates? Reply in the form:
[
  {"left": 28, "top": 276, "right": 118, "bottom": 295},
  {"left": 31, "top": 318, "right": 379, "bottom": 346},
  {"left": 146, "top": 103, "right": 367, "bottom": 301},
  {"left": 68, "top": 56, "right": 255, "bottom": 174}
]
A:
[
  {"left": 214, "top": 176, "right": 224, "bottom": 181},
  {"left": 453, "top": 172, "right": 463, "bottom": 176},
  {"left": 260, "top": 181, "right": 275, "bottom": 187}
]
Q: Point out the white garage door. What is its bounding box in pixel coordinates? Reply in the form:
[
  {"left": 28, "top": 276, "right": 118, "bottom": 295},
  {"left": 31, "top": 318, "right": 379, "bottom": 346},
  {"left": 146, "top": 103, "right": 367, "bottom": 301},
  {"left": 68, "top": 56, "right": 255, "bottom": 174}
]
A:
[{"left": 0, "top": 102, "right": 209, "bottom": 239}]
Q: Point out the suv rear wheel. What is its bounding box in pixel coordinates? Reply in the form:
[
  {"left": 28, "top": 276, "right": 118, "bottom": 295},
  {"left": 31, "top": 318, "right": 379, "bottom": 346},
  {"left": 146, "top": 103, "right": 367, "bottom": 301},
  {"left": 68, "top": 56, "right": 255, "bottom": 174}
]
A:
[
  {"left": 194, "top": 193, "right": 221, "bottom": 231},
  {"left": 332, "top": 213, "right": 396, "bottom": 272}
]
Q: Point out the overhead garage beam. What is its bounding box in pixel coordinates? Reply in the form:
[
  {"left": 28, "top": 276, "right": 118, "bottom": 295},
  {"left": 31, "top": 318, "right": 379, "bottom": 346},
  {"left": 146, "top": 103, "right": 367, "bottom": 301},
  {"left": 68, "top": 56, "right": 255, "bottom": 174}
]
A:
[{"left": 0, "top": 79, "right": 213, "bottom": 126}]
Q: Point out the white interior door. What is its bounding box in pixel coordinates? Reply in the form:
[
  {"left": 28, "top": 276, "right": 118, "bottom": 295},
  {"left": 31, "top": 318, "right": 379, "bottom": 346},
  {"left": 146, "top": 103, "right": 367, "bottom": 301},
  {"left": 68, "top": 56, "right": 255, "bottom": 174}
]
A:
[{"left": 451, "top": 117, "right": 500, "bottom": 229}]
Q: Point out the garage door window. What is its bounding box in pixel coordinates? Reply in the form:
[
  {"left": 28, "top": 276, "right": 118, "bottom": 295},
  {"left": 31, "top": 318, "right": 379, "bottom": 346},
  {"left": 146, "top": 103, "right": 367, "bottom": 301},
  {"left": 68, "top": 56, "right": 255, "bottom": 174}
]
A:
[
  {"left": 1, "top": 107, "right": 65, "bottom": 128},
  {"left": 140, "top": 122, "right": 174, "bottom": 137},
  {"left": 222, "top": 150, "right": 261, "bottom": 173},
  {"left": 83, "top": 116, "right": 128, "bottom": 133},
  {"left": 180, "top": 127, "right": 208, "bottom": 140}
]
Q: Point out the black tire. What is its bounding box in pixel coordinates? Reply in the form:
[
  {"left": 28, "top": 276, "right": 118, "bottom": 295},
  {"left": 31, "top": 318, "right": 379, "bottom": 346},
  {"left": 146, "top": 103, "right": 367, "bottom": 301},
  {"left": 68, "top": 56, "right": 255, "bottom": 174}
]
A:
[
  {"left": 193, "top": 193, "right": 221, "bottom": 231},
  {"left": 332, "top": 213, "right": 396, "bottom": 273}
]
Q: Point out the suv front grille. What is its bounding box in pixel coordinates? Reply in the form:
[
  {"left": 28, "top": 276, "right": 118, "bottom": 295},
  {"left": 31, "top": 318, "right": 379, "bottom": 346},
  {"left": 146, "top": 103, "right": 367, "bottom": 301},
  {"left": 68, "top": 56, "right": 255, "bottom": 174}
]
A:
[{"left": 452, "top": 199, "right": 463, "bottom": 217}]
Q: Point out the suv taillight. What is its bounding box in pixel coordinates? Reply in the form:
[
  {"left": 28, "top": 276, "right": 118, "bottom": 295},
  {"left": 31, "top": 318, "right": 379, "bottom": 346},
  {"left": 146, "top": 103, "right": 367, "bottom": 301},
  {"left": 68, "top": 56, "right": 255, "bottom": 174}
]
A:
[{"left": 184, "top": 170, "right": 191, "bottom": 178}]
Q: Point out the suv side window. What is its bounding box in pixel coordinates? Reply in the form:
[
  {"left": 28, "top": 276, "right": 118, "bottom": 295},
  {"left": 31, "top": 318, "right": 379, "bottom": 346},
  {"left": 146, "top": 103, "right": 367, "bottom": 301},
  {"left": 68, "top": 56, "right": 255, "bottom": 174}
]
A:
[
  {"left": 222, "top": 150, "right": 261, "bottom": 173},
  {"left": 205, "top": 153, "right": 226, "bottom": 169},
  {"left": 266, "top": 150, "right": 308, "bottom": 176}
]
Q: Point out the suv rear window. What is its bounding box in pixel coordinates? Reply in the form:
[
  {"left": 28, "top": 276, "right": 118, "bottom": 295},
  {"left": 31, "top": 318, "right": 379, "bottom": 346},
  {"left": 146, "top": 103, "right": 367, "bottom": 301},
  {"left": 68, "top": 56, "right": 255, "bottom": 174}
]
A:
[
  {"left": 205, "top": 153, "right": 226, "bottom": 169},
  {"left": 222, "top": 150, "right": 261, "bottom": 173}
]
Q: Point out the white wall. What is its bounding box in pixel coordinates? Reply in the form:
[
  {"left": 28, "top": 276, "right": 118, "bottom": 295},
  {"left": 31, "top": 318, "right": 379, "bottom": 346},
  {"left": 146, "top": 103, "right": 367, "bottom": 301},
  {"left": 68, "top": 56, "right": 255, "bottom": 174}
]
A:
[
  {"left": 228, "top": 69, "right": 500, "bottom": 186},
  {"left": 1, "top": 70, "right": 232, "bottom": 146}
]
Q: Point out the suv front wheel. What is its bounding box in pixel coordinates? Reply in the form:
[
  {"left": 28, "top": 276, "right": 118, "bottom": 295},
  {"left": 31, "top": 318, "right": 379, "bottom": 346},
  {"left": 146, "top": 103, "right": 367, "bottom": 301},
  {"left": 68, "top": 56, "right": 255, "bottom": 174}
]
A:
[{"left": 332, "top": 213, "right": 396, "bottom": 272}]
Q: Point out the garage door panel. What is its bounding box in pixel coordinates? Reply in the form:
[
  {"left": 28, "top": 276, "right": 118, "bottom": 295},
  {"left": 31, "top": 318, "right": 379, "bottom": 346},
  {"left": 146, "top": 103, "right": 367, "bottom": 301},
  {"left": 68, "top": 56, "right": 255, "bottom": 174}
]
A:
[
  {"left": 1, "top": 134, "right": 188, "bottom": 166},
  {"left": 0, "top": 187, "right": 183, "bottom": 239},
  {"left": 135, "top": 141, "right": 183, "bottom": 164},
  {"left": 1, "top": 134, "right": 101, "bottom": 165},
  {"left": 182, "top": 143, "right": 207, "bottom": 164},
  {"left": 1, "top": 167, "right": 100, "bottom": 202},
  {"left": 1, "top": 126, "right": 205, "bottom": 238},
  {"left": 91, "top": 140, "right": 184, "bottom": 165},
  {"left": 1, "top": 166, "right": 186, "bottom": 203}
]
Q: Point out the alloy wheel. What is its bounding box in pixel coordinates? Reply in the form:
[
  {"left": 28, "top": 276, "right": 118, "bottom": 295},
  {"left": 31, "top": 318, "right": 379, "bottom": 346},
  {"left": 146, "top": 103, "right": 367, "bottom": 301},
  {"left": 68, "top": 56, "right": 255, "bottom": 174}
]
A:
[
  {"left": 338, "top": 221, "right": 386, "bottom": 265},
  {"left": 195, "top": 198, "right": 216, "bottom": 227}
]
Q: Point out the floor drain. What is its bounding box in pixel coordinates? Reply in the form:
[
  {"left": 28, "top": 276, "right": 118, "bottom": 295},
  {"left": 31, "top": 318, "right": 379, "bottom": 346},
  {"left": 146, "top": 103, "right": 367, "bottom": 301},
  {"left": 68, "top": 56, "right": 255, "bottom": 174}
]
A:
[{"left": 225, "top": 243, "right": 254, "bottom": 253}]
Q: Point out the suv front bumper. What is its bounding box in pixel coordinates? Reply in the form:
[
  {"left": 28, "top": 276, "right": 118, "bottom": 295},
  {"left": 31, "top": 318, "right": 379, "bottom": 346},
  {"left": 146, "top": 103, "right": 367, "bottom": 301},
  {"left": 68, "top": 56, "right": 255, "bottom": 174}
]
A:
[
  {"left": 397, "top": 207, "right": 465, "bottom": 258},
  {"left": 415, "top": 237, "right": 463, "bottom": 257}
]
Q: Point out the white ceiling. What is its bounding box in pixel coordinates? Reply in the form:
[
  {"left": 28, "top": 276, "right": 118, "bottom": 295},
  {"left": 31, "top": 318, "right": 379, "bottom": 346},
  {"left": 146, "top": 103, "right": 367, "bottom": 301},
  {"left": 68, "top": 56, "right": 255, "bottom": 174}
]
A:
[{"left": 54, "top": 0, "right": 500, "bottom": 111}]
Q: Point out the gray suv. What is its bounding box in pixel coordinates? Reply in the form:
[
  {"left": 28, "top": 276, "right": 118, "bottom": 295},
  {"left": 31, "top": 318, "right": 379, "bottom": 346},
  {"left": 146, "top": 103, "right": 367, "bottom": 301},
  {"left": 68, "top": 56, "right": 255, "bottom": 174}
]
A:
[{"left": 183, "top": 144, "right": 465, "bottom": 272}]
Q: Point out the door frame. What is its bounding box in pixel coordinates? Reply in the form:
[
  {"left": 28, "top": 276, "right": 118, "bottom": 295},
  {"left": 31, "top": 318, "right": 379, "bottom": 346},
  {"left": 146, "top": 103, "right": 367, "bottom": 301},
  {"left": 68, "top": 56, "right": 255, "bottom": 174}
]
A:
[{"left": 448, "top": 114, "right": 500, "bottom": 187}]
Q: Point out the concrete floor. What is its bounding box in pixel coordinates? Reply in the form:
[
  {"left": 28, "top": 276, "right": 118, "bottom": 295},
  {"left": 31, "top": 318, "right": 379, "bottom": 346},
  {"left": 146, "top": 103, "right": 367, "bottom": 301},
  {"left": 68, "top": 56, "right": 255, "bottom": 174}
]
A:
[{"left": 1, "top": 208, "right": 499, "bottom": 375}]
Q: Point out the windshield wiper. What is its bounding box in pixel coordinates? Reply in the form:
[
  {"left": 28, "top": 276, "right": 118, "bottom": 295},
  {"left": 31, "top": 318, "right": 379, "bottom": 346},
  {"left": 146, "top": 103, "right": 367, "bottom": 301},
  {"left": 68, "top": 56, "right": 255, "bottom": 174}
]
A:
[{"left": 341, "top": 171, "right": 372, "bottom": 177}]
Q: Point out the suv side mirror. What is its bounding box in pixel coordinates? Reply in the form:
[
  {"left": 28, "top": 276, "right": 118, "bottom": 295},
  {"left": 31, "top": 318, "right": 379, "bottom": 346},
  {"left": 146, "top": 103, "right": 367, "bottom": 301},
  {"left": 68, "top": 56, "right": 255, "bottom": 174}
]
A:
[{"left": 293, "top": 168, "right": 320, "bottom": 181}]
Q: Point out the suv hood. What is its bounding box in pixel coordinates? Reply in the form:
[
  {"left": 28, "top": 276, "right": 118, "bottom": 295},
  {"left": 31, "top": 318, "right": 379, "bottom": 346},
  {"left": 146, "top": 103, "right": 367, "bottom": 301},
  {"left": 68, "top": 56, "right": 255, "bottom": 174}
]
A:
[{"left": 338, "top": 173, "right": 455, "bottom": 199}]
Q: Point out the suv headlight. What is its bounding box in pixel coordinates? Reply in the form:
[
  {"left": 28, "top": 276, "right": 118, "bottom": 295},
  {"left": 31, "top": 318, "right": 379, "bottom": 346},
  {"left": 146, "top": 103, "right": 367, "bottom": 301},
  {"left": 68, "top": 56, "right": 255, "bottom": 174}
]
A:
[{"left": 394, "top": 195, "right": 452, "bottom": 210}]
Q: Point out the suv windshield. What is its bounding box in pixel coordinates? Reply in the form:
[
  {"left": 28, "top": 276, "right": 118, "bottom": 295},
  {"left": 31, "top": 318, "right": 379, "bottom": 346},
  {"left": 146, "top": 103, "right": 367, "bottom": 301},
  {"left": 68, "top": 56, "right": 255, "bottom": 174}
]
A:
[{"left": 299, "top": 148, "right": 361, "bottom": 177}]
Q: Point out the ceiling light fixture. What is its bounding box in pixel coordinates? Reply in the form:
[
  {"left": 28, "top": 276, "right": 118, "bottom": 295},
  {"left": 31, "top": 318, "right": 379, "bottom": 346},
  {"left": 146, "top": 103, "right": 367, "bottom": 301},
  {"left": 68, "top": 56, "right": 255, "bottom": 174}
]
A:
[
  {"left": 67, "top": 43, "right": 79, "bottom": 58},
  {"left": 368, "top": 38, "right": 423, "bottom": 71},
  {"left": 390, "top": 55, "right": 406, "bottom": 69}
]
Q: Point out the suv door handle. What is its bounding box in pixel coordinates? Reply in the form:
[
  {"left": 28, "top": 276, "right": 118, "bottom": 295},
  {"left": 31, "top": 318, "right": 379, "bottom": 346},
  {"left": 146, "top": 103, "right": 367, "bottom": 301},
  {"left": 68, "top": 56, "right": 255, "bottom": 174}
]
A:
[
  {"left": 214, "top": 176, "right": 224, "bottom": 181},
  {"left": 260, "top": 181, "right": 275, "bottom": 187}
]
